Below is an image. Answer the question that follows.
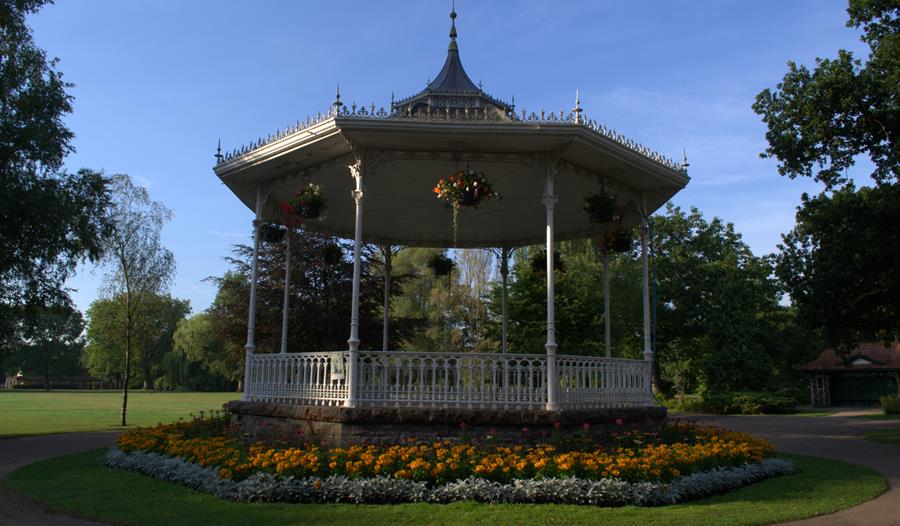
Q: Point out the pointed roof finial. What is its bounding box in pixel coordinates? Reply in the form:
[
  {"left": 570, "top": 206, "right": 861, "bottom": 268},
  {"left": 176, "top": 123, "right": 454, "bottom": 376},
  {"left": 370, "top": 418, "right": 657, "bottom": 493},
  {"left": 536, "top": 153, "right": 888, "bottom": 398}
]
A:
[
  {"left": 448, "top": 1, "right": 458, "bottom": 51},
  {"left": 332, "top": 84, "right": 343, "bottom": 113},
  {"left": 681, "top": 148, "right": 690, "bottom": 170},
  {"left": 214, "top": 139, "right": 223, "bottom": 163},
  {"left": 572, "top": 89, "right": 583, "bottom": 123}
]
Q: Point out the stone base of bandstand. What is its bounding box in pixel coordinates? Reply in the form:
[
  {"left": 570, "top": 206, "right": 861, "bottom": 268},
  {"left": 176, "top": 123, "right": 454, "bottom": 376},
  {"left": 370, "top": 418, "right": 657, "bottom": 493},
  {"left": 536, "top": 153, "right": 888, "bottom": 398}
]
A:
[{"left": 224, "top": 400, "right": 667, "bottom": 447}]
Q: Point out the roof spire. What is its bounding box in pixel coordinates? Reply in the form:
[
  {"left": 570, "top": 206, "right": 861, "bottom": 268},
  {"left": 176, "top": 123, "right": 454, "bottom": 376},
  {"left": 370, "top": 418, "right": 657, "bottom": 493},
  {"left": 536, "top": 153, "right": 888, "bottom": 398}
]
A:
[
  {"left": 681, "top": 149, "right": 690, "bottom": 170},
  {"left": 448, "top": 1, "right": 458, "bottom": 51},
  {"left": 214, "top": 139, "right": 223, "bottom": 163},
  {"left": 332, "top": 84, "right": 343, "bottom": 114},
  {"left": 572, "top": 89, "right": 583, "bottom": 124}
]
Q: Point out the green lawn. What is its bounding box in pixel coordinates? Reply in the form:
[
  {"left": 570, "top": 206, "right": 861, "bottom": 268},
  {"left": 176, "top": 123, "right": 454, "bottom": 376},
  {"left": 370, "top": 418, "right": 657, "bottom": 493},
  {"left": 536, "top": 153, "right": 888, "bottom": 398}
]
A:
[
  {"left": 849, "top": 413, "right": 900, "bottom": 420},
  {"left": 0, "top": 390, "right": 237, "bottom": 437},
  {"left": 3, "top": 450, "right": 885, "bottom": 526},
  {"left": 864, "top": 429, "right": 900, "bottom": 445}
]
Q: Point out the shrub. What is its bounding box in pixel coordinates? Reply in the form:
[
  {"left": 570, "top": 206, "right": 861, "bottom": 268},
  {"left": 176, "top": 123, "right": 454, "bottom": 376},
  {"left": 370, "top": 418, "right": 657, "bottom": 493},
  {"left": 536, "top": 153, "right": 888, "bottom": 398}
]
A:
[
  {"left": 702, "top": 391, "right": 797, "bottom": 415},
  {"left": 880, "top": 394, "right": 900, "bottom": 415},
  {"left": 665, "top": 396, "right": 705, "bottom": 413}
]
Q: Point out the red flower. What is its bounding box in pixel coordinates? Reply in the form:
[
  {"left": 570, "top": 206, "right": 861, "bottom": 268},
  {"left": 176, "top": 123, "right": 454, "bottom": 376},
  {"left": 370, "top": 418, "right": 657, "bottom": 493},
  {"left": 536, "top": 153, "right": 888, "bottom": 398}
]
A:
[{"left": 615, "top": 418, "right": 624, "bottom": 426}]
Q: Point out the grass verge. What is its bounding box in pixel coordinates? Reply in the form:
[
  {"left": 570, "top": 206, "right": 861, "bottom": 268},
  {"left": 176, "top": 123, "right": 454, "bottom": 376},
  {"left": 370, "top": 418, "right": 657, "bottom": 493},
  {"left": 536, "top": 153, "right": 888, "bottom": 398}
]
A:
[
  {"left": 849, "top": 413, "right": 900, "bottom": 421},
  {"left": 0, "top": 391, "right": 237, "bottom": 437},
  {"left": 4, "top": 450, "right": 886, "bottom": 526},
  {"left": 864, "top": 429, "right": 900, "bottom": 445}
]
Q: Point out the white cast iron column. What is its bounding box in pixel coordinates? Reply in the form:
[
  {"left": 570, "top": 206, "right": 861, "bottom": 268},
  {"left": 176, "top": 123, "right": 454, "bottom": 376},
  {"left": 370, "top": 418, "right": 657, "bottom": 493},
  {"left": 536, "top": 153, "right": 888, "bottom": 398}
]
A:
[
  {"left": 544, "top": 159, "right": 559, "bottom": 411},
  {"left": 243, "top": 186, "right": 263, "bottom": 400},
  {"left": 381, "top": 245, "right": 392, "bottom": 352},
  {"left": 346, "top": 158, "right": 365, "bottom": 408},
  {"left": 279, "top": 228, "right": 292, "bottom": 354},
  {"left": 603, "top": 253, "right": 611, "bottom": 358},
  {"left": 640, "top": 211, "right": 653, "bottom": 399},
  {"left": 500, "top": 246, "right": 510, "bottom": 354}
]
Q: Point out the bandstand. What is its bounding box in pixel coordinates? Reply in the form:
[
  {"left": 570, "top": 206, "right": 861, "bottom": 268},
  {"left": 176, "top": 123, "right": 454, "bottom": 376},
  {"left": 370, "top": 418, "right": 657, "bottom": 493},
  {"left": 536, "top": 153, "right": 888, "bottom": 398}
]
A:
[{"left": 213, "top": 7, "right": 689, "bottom": 444}]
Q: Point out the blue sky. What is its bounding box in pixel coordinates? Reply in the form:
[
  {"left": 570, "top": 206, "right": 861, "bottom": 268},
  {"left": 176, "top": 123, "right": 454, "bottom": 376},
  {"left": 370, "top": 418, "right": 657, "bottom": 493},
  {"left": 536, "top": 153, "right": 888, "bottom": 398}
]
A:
[{"left": 30, "top": 0, "right": 870, "bottom": 315}]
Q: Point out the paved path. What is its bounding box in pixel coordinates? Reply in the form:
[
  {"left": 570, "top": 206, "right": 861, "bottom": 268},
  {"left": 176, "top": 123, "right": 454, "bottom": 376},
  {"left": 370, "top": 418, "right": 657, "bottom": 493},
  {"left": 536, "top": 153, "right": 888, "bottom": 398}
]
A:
[
  {"left": 697, "top": 412, "right": 900, "bottom": 526},
  {"left": 0, "top": 432, "right": 119, "bottom": 526},
  {"left": 0, "top": 415, "right": 897, "bottom": 525}
]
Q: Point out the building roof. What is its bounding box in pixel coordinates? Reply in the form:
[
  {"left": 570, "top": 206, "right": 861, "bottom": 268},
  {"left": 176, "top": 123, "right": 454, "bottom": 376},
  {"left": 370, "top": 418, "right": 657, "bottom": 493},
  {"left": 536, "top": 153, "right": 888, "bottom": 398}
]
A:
[
  {"left": 392, "top": 6, "right": 514, "bottom": 116},
  {"left": 800, "top": 342, "right": 900, "bottom": 372}
]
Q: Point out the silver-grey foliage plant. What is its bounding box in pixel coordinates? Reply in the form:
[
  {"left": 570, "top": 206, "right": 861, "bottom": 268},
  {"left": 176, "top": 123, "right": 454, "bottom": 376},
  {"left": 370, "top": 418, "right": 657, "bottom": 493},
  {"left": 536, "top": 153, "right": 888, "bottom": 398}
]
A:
[{"left": 106, "top": 448, "right": 796, "bottom": 506}]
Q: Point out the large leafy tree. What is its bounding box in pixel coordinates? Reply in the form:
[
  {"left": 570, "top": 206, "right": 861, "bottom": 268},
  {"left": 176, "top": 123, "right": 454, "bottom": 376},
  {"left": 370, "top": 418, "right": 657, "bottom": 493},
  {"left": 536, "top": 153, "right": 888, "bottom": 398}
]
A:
[
  {"left": 752, "top": 0, "right": 898, "bottom": 188},
  {"left": 756, "top": 0, "right": 898, "bottom": 350},
  {"left": 0, "top": 0, "right": 110, "bottom": 371},
  {"left": 83, "top": 292, "right": 189, "bottom": 389},
  {"left": 169, "top": 312, "right": 236, "bottom": 391},
  {"left": 98, "top": 175, "right": 175, "bottom": 425},
  {"left": 8, "top": 301, "right": 85, "bottom": 390},
  {"left": 777, "top": 185, "right": 900, "bottom": 349},
  {"left": 201, "top": 229, "right": 398, "bottom": 390},
  {"left": 488, "top": 206, "right": 811, "bottom": 397}
]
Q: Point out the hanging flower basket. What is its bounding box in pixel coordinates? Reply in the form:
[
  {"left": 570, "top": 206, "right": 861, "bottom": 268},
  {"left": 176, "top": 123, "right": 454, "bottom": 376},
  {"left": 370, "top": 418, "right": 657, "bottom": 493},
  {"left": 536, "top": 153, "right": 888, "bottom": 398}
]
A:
[
  {"left": 434, "top": 169, "right": 500, "bottom": 244},
  {"left": 434, "top": 169, "right": 499, "bottom": 208},
  {"left": 427, "top": 253, "right": 455, "bottom": 276},
  {"left": 584, "top": 190, "right": 618, "bottom": 223},
  {"left": 260, "top": 223, "right": 286, "bottom": 243},
  {"left": 531, "top": 250, "right": 565, "bottom": 274},
  {"left": 599, "top": 231, "right": 632, "bottom": 254},
  {"left": 281, "top": 183, "right": 326, "bottom": 223}
]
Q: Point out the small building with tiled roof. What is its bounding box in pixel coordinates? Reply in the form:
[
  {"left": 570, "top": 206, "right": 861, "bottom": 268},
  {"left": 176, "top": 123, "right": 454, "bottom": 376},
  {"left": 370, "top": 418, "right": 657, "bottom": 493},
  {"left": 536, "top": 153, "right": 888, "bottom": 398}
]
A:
[{"left": 799, "top": 342, "right": 900, "bottom": 407}]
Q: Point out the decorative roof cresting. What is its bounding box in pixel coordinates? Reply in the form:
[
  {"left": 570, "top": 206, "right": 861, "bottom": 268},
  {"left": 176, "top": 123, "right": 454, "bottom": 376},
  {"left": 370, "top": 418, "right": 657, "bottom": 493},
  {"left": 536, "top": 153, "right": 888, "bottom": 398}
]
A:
[{"left": 214, "top": 5, "right": 688, "bottom": 177}]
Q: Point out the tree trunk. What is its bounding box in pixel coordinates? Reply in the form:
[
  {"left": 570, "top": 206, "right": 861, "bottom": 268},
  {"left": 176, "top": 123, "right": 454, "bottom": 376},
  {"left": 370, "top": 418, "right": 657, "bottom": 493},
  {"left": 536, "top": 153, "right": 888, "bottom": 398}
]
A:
[{"left": 121, "top": 300, "right": 131, "bottom": 426}]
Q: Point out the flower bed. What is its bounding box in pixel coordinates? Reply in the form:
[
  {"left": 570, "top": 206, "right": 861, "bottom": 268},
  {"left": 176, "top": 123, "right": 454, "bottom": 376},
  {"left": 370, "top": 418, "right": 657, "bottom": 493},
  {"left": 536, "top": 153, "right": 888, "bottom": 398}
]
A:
[{"left": 109, "top": 413, "right": 794, "bottom": 506}]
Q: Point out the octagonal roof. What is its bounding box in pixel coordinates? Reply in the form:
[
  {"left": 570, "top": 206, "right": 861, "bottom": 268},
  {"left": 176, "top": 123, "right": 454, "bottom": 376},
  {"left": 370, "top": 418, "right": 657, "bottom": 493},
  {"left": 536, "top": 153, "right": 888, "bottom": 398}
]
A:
[{"left": 213, "top": 7, "right": 689, "bottom": 248}]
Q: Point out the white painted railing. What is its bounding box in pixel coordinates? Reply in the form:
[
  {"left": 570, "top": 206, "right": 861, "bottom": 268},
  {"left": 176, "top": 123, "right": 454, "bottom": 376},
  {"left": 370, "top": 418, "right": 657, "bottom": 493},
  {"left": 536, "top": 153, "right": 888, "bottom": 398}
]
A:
[
  {"left": 245, "top": 351, "right": 654, "bottom": 409},
  {"left": 245, "top": 352, "right": 348, "bottom": 406}
]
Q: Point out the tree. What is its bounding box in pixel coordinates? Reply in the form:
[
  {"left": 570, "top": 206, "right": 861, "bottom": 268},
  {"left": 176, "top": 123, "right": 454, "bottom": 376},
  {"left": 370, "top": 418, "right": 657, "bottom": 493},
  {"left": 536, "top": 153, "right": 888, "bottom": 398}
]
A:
[
  {"left": 9, "top": 301, "right": 85, "bottom": 390},
  {"left": 486, "top": 241, "right": 641, "bottom": 358},
  {"left": 98, "top": 175, "right": 175, "bottom": 426},
  {"left": 487, "top": 206, "right": 806, "bottom": 397},
  {"left": 752, "top": 0, "right": 898, "bottom": 188},
  {"left": 777, "top": 184, "right": 900, "bottom": 349},
  {"left": 82, "top": 292, "right": 189, "bottom": 389},
  {"left": 0, "top": 0, "right": 110, "bottom": 372},
  {"left": 169, "top": 312, "right": 235, "bottom": 391},
  {"left": 202, "top": 229, "right": 399, "bottom": 390}
]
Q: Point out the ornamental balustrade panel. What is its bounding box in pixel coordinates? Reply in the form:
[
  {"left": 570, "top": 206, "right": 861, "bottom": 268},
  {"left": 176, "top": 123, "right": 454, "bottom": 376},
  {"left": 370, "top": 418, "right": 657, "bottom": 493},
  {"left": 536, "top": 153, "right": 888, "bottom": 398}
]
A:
[
  {"left": 355, "top": 351, "right": 548, "bottom": 408},
  {"left": 245, "top": 351, "right": 654, "bottom": 409},
  {"left": 556, "top": 356, "right": 653, "bottom": 408},
  {"left": 246, "top": 352, "right": 347, "bottom": 405}
]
